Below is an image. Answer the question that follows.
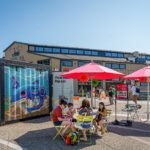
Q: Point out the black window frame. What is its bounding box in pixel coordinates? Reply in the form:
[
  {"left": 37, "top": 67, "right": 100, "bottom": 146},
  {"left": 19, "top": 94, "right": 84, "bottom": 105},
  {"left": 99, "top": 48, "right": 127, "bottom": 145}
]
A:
[
  {"left": 76, "top": 50, "right": 84, "bottom": 55},
  {"left": 61, "top": 60, "right": 73, "bottom": 67},
  {"left": 37, "top": 59, "right": 50, "bottom": 65},
  {"left": 119, "top": 64, "right": 126, "bottom": 69},
  {"left": 78, "top": 61, "right": 90, "bottom": 67},
  {"left": 111, "top": 52, "right": 118, "bottom": 57},
  {"left": 84, "top": 50, "right": 92, "bottom": 55},
  {"left": 118, "top": 53, "right": 124, "bottom": 58},
  {"left": 43, "top": 47, "right": 52, "bottom": 53},
  {"left": 28, "top": 46, "right": 35, "bottom": 51},
  {"left": 112, "top": 63, "right": 119, "bottom": 69},
  {"left": 105, "top": 63, "right": 112, "bottom": 68},
  {"left": 35, "top": 47, "right": 44, "bottom": 52},
  {"left": 98, "top": 51, "right": 105, "bottom": 57},
  {"left": 61, "top": 48, "right": 69, "bottom": 54},
  {"left": 69, "top": 49, "right": 77, "bottom": 54},
  {"left": 105, "top": 52, "right": 112, "bottom": 57},
  {"left": 91, "top": 51, "right": 98, "bottom": 56},
  {"left": 146, "top": 56, "right": 150, "bottom": 60},
  {"left": 52, "top": 48, "right": 60, "bottom": 53}
]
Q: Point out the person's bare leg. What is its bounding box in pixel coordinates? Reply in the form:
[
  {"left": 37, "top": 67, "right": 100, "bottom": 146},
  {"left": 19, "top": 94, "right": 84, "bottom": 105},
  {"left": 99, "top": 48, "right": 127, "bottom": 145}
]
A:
[
  {"left": 70, "top": 124, "right": 76, "bottom": 132},
  {"left": 99, "top": 120, "right": 105, "bottom": 134},
  {"left": 93, "top": 120, "right": 98, "bottom": 133},
  {"left": 61, "top": 125, "right": 70, "bottom": 136},
  {"left": 80, "top": 129, "right": 87, "bottom": 141},
  {"left": 61, "top": 120, "right": 71, "bottom": 136}
]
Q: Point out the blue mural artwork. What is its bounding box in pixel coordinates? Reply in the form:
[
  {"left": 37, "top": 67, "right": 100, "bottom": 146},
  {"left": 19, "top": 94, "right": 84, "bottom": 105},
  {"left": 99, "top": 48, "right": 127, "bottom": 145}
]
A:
[{"left": 4, "top": 66, "right": 49, "bottom": 121}]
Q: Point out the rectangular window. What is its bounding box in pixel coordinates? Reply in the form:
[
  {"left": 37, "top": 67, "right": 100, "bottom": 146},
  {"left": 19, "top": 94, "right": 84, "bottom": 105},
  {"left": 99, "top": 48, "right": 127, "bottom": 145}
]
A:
[
  {"left": 44, "top": 47, "right": 52, "bottom": 53},
  {"left": 61, "top": 48, "right": 69, "bottom": 54},
  {"left": 112, "top": 52, "right": 118, "bottom": 57},
  {"left": 105, "top": 52, "right": 112, "bottom": 57},
  {"left": 112, "top": 63, "right": 119, "bottom": 69},
  {"left": 77, "top": 50, "right": 84, "bottom": 55},
  {"left": 98, "top": 51, "right": 105, "bottom": 57},
  {"left": 105, "top": 63, "right": 111, "bottom": 68},
  {"left": 146, "top": 56, "right": 150, "bottom": 60},
  {"left": 119, "top": 64, "right": 126, "bottom": 69},
  {"left": 13, "top": 49, "right": 20, "bottom": 57},
  {"left": 53, "top": 48, "right": 60, "bottom": 53},
  {"left": 28, "top": 46, "right": 35, "bottom": 51},
  {"left": 69, "top": 49, "right": 76, "bottom": 54},
  {"left": 37, "top": 59, "right": 50, "bottom": 65},
  {"left": 61, "top": 60, "right": 73, "bottom": 67},
  {"left": 135, "top": 58, "right": 146, "bottom": 64},
  {"left": 85, "top": 50, "right": 92, "bottom": 55},
  {"left": 37, "top": 60, "right": 42, "bottom": 64},
  {"left": 118, "top": 53, "right": 124, "bottom": 58},
  {"left": 92, "top": 51, "right": 98, "bottom": 56},
  {"left": 78, "top": 61, "right": 89, "bottom": 67},
  {"left": 94, "top": 61, "right": 102, "bottom": 64},
  {"left": 35, "top": 47, "right": 44, "bottom": 52}
]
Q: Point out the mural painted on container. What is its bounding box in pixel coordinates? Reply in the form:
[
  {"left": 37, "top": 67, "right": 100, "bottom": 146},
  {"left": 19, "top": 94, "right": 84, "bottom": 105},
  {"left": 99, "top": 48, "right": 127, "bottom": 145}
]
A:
[{"left": 4, "top": 66, "right": 49, "bottom": 121}]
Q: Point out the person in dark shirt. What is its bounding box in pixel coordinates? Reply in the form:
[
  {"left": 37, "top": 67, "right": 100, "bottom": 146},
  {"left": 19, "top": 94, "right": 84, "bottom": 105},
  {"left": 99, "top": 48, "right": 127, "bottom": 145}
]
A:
[
  {"left": 94, "top": 102, "right": 107, "bottom": 135},
  {"left": 108, "top": 86, "right": 113, "bottom": 105}
]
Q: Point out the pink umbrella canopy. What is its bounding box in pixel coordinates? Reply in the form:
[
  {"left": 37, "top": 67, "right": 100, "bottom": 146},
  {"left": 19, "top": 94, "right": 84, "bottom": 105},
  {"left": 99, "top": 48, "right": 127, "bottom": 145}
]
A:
[
  {"left": 124, "top": 65, "right": 150, "bottom": 121},
  {"left": 124, "top": 65, "right": 150, "bottom": 82},
  {"left": 61, "top": 62, "right": 124, "bottom": 80}
]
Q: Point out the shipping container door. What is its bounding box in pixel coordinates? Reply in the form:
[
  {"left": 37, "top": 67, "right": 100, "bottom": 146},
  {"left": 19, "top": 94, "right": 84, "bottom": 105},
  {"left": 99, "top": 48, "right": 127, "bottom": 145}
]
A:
[{"left": 4, "top": 66, "right": 50, "bottom": 122}]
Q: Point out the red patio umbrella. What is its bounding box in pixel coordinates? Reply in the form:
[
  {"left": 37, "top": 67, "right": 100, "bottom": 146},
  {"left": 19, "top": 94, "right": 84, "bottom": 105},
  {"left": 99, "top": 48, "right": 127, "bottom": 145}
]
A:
[
  {"left": 124, "top": 65, "right": 150, "bottom": 121},
  {"left": 61, "top": 62, "right": 124, "bottom": 107}
]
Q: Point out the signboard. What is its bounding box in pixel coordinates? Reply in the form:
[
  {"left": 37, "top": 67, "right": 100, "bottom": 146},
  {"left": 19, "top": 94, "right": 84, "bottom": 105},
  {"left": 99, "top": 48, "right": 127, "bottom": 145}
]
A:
[
  {"left": 63, "top": 68, "right": 70, "bottom": 72},
  {"left": 52, "top": 72, "right": 74, "bottom": 109},
  {"left": 116, "top": 84, "right": 128, "bottom": 99}
]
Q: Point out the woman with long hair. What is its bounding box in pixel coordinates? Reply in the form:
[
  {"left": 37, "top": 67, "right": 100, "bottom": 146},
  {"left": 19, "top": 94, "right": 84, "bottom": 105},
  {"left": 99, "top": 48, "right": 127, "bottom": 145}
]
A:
[{"left": 94, "top": 102, "right": 107, "bottom": 135}]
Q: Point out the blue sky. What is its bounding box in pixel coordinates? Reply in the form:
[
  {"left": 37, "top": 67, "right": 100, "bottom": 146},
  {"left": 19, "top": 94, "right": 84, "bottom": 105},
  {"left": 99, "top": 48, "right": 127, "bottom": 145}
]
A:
[{"left": 0, "top": 0, "right": 150, "bottom": 57}]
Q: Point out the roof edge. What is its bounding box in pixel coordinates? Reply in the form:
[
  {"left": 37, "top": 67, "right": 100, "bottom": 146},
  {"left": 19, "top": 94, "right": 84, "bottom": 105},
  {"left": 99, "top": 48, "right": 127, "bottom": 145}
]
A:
[{"left": 3, "top": 41, "right": 29, "bottom": 52}]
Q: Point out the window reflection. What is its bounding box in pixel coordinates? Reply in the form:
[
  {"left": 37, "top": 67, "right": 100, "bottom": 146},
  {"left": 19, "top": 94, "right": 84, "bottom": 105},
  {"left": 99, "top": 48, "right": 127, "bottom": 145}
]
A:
[
  {"left": 61, "top": 60, "right": 73, "bottom": 67},
  {"left": 69, "top": 49, "right": 76, "bottom": 54},
  {"left": 53, "top": 48, "right": 60, "bottom": 53},
  {"left": 61, "top": 49, "right": 69, "bottom": 54}
]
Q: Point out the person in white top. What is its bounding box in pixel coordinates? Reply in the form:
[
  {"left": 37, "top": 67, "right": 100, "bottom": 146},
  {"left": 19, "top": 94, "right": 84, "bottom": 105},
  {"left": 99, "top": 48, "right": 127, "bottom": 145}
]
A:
[{"left": 131, "top": 82, "right": 139, "bottom": 105}]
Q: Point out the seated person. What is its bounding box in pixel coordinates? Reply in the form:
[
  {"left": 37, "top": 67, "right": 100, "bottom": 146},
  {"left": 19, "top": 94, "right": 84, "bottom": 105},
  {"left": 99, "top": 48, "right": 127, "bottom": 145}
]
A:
[
  {"left": 79, "top": 99, "right": 93, "bottom": 115},
  {"left": 52, "top": 99, "right": 76, "bottom": 136},
  {"left": 93, "top": 102, "right": 107, "bottom": 135},
  {"left": 79, "top": 99, "right": 93, "bottom": 141},
  {"left": 66, "top": 103, "right": 77, "bottom": 122},
  {"left": 67, "top": 103, "right": 74, "bottom": 118}
]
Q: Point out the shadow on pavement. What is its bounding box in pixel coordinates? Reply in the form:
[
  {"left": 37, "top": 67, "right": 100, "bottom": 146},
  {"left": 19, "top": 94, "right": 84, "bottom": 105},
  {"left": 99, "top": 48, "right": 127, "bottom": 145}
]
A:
[
  {"left": 22, "top": 115, "right": 50, "bottom": 124},
  {"left": 109, "top": 120, "right": 150, "bottom": 137},
  {"left": 15, "top": 127, "right": 101, "bottom": 150}
]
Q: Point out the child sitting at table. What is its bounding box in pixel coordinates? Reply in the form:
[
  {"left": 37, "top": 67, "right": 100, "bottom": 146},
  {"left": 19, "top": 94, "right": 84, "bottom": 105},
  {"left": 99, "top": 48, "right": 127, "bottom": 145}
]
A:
[
  {"left": 67, "top": 103, "right": 74, "bottom": 118},
  {"left": 66, "top": 103, "right": 77, "bottom": 122},
  {"left": 94, "top": 102, "right": 107, "bottom": 135},
  {"left": 79, "top": 99, "right": 92, "bottom": 115},
  {"left": 79, "top": 99, "right": 93, "bottom": 141}
]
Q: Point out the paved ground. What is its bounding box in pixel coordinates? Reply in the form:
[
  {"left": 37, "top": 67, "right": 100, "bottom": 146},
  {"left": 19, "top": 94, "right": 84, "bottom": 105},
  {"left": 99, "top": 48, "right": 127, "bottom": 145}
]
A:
[{"left": 0, "top": 99, "right": 150, "bottom": 150}]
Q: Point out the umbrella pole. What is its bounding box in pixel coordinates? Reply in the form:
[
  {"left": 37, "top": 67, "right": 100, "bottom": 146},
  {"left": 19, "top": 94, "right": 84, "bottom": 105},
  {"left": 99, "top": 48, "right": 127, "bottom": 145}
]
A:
[
  {"left": 91, "top": 80, "right": 93, "bottom": 108},
  {"left": 147, "top": 82, "right": 149, "bottom": 121}
]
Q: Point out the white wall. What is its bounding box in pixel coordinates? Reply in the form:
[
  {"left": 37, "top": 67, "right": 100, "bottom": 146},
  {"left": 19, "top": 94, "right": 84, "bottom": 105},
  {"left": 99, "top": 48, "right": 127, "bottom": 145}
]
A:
[{"left": 52, "top": 72, "right": 74, "bottom": 108}]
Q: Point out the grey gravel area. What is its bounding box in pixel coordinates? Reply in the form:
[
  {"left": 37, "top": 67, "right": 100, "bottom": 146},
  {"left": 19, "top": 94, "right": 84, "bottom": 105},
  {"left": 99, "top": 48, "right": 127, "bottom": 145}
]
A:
[
  {"left": 0, "top": 99, "right": 149, "bottom": 150},
  {"left": 0, "top": 144, "right": 14, "bottom": 150}
]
